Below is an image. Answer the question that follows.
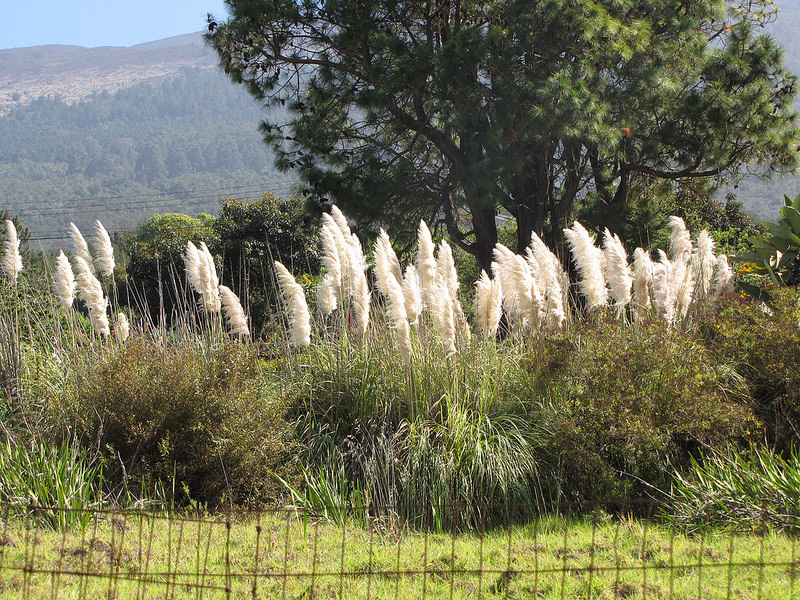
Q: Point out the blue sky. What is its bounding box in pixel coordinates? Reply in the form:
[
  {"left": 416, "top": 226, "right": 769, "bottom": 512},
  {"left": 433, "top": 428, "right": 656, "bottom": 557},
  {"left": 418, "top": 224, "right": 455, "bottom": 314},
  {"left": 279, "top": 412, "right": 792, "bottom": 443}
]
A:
[{"left": 0, "top": 1, "right": 230, "bottom": 50}]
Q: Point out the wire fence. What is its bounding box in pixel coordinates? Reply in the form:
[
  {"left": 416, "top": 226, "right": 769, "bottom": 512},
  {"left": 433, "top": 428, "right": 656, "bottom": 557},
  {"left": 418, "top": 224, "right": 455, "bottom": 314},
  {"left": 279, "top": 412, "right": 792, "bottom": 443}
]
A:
[{"left": 0, "top": 499, "right": 797, "bottom": 599}]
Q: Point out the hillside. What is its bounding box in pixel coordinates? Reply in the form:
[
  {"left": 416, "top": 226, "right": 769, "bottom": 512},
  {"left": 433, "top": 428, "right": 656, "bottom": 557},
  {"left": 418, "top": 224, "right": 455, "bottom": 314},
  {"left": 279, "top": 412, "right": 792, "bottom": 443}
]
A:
[{"left": 0, "top": 34, "right": 295, "bottom": 247}]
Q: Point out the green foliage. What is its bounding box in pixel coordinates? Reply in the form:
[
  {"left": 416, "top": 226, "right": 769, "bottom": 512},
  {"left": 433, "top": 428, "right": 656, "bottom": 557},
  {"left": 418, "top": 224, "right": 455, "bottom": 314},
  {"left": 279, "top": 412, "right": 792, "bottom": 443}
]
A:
[
  {"left": 735, "top": 193, "right": 800, "bottom": 294},
  {"left": 214, "top": 193, "right": 320, "bottom": 335},
  {"left": 122, "top": 212, "right": 219, "bottom": 324},
  {"left": 210, "top": 0, "right": 798, "bottom": 270},
  {"left": 700, "top": 289, "right": 800, "bottom": 451},
  {"left": 667, "top": 443, "right": 800, "bottom": 531},
  {"left": 73, "top": 339, "right": 293, "bottom": 507},
  {"left": 0, "top": 436, "right": 103, "bottom": 529}
]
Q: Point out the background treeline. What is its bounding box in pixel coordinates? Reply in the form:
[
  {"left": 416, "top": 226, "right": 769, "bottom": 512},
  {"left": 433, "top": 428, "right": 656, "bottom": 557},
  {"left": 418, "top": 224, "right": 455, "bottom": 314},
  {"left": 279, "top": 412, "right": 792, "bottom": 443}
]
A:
[{"left": 0, "top": 68, "right": 294, "bottom": 243}]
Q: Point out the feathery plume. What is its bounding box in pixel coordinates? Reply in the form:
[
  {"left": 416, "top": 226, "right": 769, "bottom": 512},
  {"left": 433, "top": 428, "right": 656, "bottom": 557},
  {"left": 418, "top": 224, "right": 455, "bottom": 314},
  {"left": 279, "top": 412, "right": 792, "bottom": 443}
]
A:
[
  {"left": 652, "top": 250, "right": 676, "bottom": 325},
  {"left": 475, "top": 269, "right": 503, "bottom": 338},
  {"left": 74, "top": 256, "right": 110, "bottom": 337},
  {"left": 349, "top": 233, "right": 371, "bottom": 336},
  {"left": 2, "top": 220, "right": 23, "bottom": 282},
  {"left": 493, "top": 244, "right": 543, "bottom": 332},
  {"left": 711, "top": 254, "right": 735, "bottom": 298},
  {"left": 529, "top": 232, "right": 567, "bottom": 331},
  {"left": 386, "top": 274, "right": 413, "bottom": 365},
  {"left": 53, "top": 250, "right": 76, "bottom": 310},
  {"left": 219, "top": 285, "right": 250, "bottom": 338},
  {"left": 674, "top": 257, "right": 695, "bottom": 321},
  {"left": 93, "top": 219, "right": 115, "bottom": 278},
  {"left": 316, "top": 275, "right": 338, "bottom": 316},
  {"left": 632, "top": 248, "right": 653, "bottom": 323},
  {"left": 329, "top": 205, "right": 352, "bottom": 241},
  {"left": 274, "top": 261, "right": 311, "bottom": 347},
  {"left": 431, "top": 275, "right": 456, "bottom": 356},
  {"left": 198, "top": 242, "right": 221, "bottom": 312},
  {"left": 373, "top": 228, "right": 402, "bottom": 299},
  {"left": 402, "top": 264, "right": 422, "bottom": 325},
  {"left": 602, "top": 229, "right": 632, "bottom": 316},
  {"left": 563, "top": 221, "right": 607, "bottom": 311},
  {"left": 184, "top": 241, "right": 202, "bottom": 293},
  {"left": 415, "top": 220, "right": 437, "bottom": 306},
  {"left": 116, "top": 312, "right": 130, "bottom": 342},
  {"left": 436, "top": 241, "right": 470, "bottom": 339},
  {"left": 319, "top": 218, "right": 342, "bottom": 297},
  {"left": 668, "top": 216, "right": 693, "bottom": 261},
  {"left": 69, "top": 223, "right": 94, "bottom": 274},
  {"left": 692, "top": 230, "right": 716, "bottom": 299},
  {"left": 322, "top": 213, "right": 352, "bottom": 299}
]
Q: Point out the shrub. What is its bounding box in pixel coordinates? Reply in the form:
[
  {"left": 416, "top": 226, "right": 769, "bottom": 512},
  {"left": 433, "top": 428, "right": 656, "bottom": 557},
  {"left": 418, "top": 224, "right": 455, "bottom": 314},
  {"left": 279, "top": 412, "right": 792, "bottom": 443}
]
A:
[
  {"left": 534, "top": 318, "right": 758, "bottom": 503},
  {"left": 700, "top": 289, "right": 800, "bottom": 451},
  {"left": 73, "top": 339, "right": 293, "bottom": 507}
]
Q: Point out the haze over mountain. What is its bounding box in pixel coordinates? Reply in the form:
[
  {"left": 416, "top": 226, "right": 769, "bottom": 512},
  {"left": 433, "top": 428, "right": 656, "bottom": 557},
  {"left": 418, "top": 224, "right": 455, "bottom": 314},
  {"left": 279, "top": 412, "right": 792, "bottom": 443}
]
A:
[
  {"left": 0, "top": 32, "right": 295, "bottom": 247},
  {"left": 2, "top": 3, "right": 800, "bottom": 247}
]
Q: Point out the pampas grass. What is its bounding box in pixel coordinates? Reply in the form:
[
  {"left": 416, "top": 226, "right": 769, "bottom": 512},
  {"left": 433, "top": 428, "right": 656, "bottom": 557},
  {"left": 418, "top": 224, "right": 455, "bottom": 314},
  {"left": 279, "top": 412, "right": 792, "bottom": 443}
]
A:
[
  {"left": 74, "top": 256, "right": 110, "bottom": 337},
  {"left": 69, "top": 223, "right": 94, "bottom": 275},
  {"left": 529, "top": 233, "right": 567, "bottom": 332},
  {"left": 185, "top": 241, "right": 221, "bottom": 312},
  {"left": 711, "top": 254, "right": 735, "bottom": 298},
  {"left": 693, "top": 230, "right": 716, "bottom": 300},
  {"left": 415, "top": 220, "right": 437, "bottom": 306},
  {"left": 475, "top": 269, "right": 503, "bottom": 337},
  {"left": 93, "top": 220, "right": 115, "bottom": 278},
  {"left": 373, "top": 228, "right": 402, "bottom": 299},
  {"left": 402, "top": 265, "right": 422, "bottom": 326},
  {"left": 632, "top": 248, "right": 654, "bottom": 323},
  {"left": 116, "top": 312, "right": 130, "bottom": 342},
  {"left": 53, "top": 250, "right": 76, "bottom": 311},
  {"left": 274, "top": 261, "right": 311, "bottom": 347},
  {"left": 3, "top": 220, "right": 23, "bottom": 282},
  {"left": 219, "top": 285, "right": 250, "bottom": 338},
  {"left": 652, "top": 250, "right": 676, "bottom": 325},
  {"left": 563, "top": 221, "right": 607, "bottom": 311},
  {"left": 602, "top": 228, "right": 632, "bottom": 316},
  {"left": 668, "top": 216, "right": 693, "bottom": 261},
  {"left": 386, "top": 274, "right": 413, "bottom": 365}
]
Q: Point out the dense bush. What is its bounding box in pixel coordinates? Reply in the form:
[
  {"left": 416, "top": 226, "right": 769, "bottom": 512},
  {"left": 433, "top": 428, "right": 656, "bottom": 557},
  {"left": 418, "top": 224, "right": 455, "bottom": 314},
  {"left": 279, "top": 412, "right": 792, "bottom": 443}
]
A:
[
  {"left": 73, "top": 339, "right": 293, "bottom": 506},
  {"left": 534, "top": 318, "right": 758, "bottom": 502},
  {"left": 700, "top": 289, "right": 800, "bottom": 451}
]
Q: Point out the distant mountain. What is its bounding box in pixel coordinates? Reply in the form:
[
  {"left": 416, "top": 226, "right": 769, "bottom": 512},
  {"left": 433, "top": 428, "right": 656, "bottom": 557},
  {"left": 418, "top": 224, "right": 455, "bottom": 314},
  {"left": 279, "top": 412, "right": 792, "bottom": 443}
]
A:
[
  {"left": 0, "top": 33, "right": 295, "bottom": 248},
  {"left": 0, "top": 32, "right": 217, "bottom": 114}
]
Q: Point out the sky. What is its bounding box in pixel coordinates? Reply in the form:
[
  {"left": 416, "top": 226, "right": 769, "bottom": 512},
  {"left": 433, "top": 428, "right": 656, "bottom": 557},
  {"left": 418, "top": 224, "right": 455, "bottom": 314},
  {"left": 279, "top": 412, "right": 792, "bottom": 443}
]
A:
[{"left": 0, "top": 0, "right": 230, "bottom": 50}]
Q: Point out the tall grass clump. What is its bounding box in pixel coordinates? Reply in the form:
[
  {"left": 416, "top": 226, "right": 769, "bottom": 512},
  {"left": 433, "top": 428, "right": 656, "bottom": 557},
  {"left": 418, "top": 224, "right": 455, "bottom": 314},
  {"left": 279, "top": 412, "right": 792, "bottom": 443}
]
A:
[
  {"left": 667, "top": 444, "right": 800, "bottom": 531},
  {"left": 0, "top": 436, "right": 103, "bottom": 529}
]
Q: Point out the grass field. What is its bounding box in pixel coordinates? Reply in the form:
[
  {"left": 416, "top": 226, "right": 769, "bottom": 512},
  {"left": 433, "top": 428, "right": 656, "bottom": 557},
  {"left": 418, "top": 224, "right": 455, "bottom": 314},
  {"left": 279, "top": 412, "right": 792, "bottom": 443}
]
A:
[{"left": 0, "top": 507, "right": 797, "bottom": 599}]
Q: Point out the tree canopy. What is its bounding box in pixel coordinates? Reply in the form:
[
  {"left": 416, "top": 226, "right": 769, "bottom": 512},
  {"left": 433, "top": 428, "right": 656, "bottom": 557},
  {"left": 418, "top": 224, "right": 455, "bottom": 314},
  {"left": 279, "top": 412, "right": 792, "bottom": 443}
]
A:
[{"left": 208, "top": 0, "right": 799, "bottom": 271}]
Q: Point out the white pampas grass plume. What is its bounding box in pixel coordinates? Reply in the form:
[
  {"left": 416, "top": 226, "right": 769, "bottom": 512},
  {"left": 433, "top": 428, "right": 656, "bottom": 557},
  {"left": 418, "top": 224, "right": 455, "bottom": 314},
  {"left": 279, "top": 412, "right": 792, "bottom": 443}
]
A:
[
  {"left": 402, "top": 264, "right": 422, "bottom": 325},
  {"left": 319, "top": 218, "right": 342, "bottom": 297},
  {"left": 711, "top": 255, "right": 735, "bottom": 298},
  {"left": 329, "top": 205, "right": 352, "bottom": 241},
  {"left": 219, "top": 285, "right": 250, "bottom": 338},
  {"left": 386, "top": 274, "right": 413, "bottom": 365},
  {"left": 274, "top": 261, "right": 311, "bottom": 347},
  {"left": 198, "top": 242, "right": 221, "bottom": 312},
  {"left": 316, "top": 275, "right": 338, "bottom": 316},
  {"left": 373, "top": 228, "right": 402, "bottom": 299},
  {"left": 69, "top": 223, "right": 94, "bottom": 274},
  {"left": 529, "top": 232, "right": 567, "bottom": 331},
  {"left": 602, "top": 229, "right": 632, "bottom": 316},
  {"left": 53, "top": 250, "right": 76, "bottom": 310},
  {"left": 184, "top": 241, "right": 202, "bottom": 292},
  {"left": 493, "top": 244, "right": 543, "bottom": 332},
  {"left": 3, "top": 220, "right": 23, "bottom": 282},
  {"left": 674, "top": 257, "right": 694, "bottom": 321},
  {"left": 475, "top": 269, "right": 503, "bottom": 337},
  {"left": 668, "top": 216, "right": 693, "bottom": 261},
  {"left": 352, "top": 268, "right": 371, "bottom": 337},
  {"left": 74, "top": 256, "right": 110, "bottom": 337},
  {"left": 93, "top": 220, "right": 115, "bottom": 278},
  {"left": 563, "top": 221, "right": 607, "bottom": 311},
  {"left": 415, "top": 220, "right": 437, "bottom": 306},
  {"left": 692, "top": 230, "right": 716, "bottom": 299},
  {"left": 431, "top": 276, "right": 456, "bottom": 356},
  {"left": 116, "top": 312, "right": 130, "bottom": 342},
  {"left": 632, "top": 248, "right": 653, "bottom": 323},
  {"left": 436, "top": 240, "right": 471, "bottom": 339},
  {"left": 652, "top": 250, "right": 676, "bottom": 325}
]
